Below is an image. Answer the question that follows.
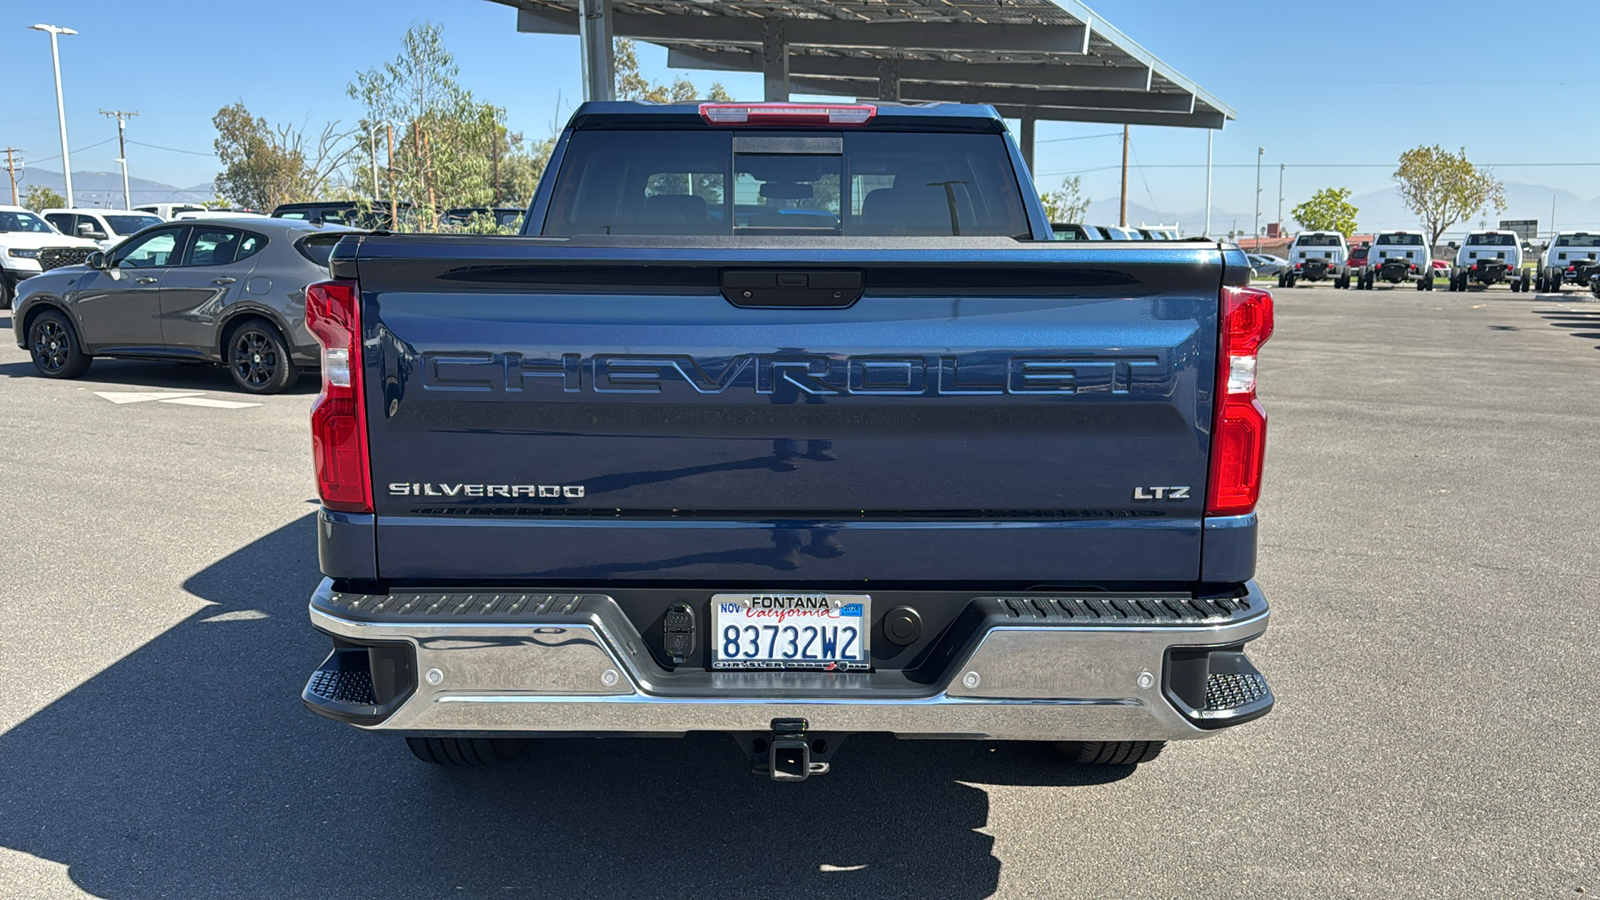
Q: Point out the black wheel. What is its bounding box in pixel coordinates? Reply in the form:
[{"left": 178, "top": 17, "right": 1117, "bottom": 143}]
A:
[
  {"left": 1415, "top": 277, "right": 1425, "bottom": 291},
  {"left": 1276, "top": 272, "right": 1286, "bottom": 288},
  {"left": 1550, "top": 271, "right": 1562, "bottom": 294},
  {"left": 1535, "top": 272, "right": 1547, "bottom": 293},
  {"left": 0, "top": 277, "right": 12, "bottom": 311},
  {"left": 28, "top": 309, "right": 92, "bottom": 379},
  {"left": 225, "top": 319, "right": 299, "bottom": 394},
  {"left": 1055, "top": 740, "right": 1165, "bottom": 766},
  {"left": 1285, "top": 275, "right": 1296, "bottom": 288},
  {"left": 1424, "top": 273, "right": 1435, "bottom": 291},
  {"left": 405, "top": 736, "right": 526, "bottom": 766}
]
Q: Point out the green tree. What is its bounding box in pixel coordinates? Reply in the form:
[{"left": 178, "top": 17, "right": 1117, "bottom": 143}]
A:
[
  {"left": 1039, "top": 176, "right": 1089, "bottom": 223},
  {"left": 212, "top": 102, "right": 354, "bottom": 211},
  {"left": 23, "top": 185, "right": 65, "bottom": 212},
  {"left": 1394, "top": 145, "right": 1505, "bottom": 248},
  {"left": 1291, "top": 187, "right": 1359, "bottom": 236},
  {"left": 349, "top": 22, "right": 551, "bottom": 227},
  {"left": 614, "top": 38, "right": 731, "bottom": 102}
]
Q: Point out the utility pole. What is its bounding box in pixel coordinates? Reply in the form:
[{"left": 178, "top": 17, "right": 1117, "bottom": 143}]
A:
[
  {"left": 1254, "top": 147, "right": 1264, "bottom": 252},
  {"left": 100, "top": 109, "right": 138, "bottom": 209},
  {"left": 1203, "top": 131, "right": 1213, "bottom": 239},
  {"left": 1118, "top": 124, "right": 1130, "bottom": 228},
  {"left": 3, "top": 147, "right": 21, "bottom": 203},
  {"left": 30, "top": 24, "right": 78, "bottom": 208}
]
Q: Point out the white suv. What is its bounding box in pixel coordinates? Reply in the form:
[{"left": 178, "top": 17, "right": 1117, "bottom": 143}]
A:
[
  {"left": 1535, "top": 232, "right": 1600, "bottom": 294},
  {"left": 1448, "top": 231, "right": 1531, "bottom": 292},
  {"left": 0, "top": 205, "right": 101, "bottom": 310},
  {"left": 40, "top": 208, "right": 163, "bottom": 250},
  {"left": 1280, "top": 231, "right": 1350, "bottom": 289}
]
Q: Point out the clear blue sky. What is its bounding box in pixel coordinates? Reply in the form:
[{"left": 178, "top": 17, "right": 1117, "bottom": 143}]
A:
[{"left": 3, "top": 0, "right": 1596, "bottom": 222}]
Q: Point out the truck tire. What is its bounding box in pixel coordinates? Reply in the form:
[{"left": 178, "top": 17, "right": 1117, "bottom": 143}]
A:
[
  {"left": 28, "top": 308, "right": 93, "bottom": 379},
  {"left": 1536, "top": 271, "right": 1547, "bottom": 292},
  {"left": 1550, "top": 272, "right": 1562, "bottom": 294},
  {"left": 0, "top": 277, "right": 12, "bottom": 311},
  {"left": 1056, "top": 740, "right": 1165, "bottom": 766},
  {"left": 1424, "top": 273, "right": 1435, "bottom": 291},
  {"left": 1276, "top": 272, "right": 1286, "bottom": 288},
  {"left": 405, "top": 736, "right": 526, "bottom": 766},
  {"left": 1415, "top": 277, "right": 1425, "bottom": 291},
  {"left": 1285, "top": 274, "right": 1296, "bottom": 288}
]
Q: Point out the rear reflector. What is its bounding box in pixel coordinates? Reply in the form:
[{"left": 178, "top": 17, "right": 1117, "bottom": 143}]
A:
[
  {"left": 699, "top": 102, "right": 876, "bottom": 126},
  {"left": 1207, "top": 285, "right": 1274, "bottom": 517},
  {"left": 305, "top": 280, "right": 372, "bottom": 514}
]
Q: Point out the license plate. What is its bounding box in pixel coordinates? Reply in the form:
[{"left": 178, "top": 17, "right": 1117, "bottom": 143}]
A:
[{"left": 710, "top": 593, "right": 870, "bottom": 671}]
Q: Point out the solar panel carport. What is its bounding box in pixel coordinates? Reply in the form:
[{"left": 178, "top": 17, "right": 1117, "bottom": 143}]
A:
[{"left": 488, "top": 0, "right": 1233, "bottom": 229}]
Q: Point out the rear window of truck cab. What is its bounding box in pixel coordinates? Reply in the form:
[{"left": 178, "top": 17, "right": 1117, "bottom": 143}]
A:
[
  {"left": 542, "top": 130, "right": 1030, "bottom": 238},
  {"left": 1294, "top": 234, "right": 1342, "bottom": 246},
  {"left": 1555, "top": 234, "right": 1600, "bottom": 247},
  {"left": 1465, "top": 233, "right": 1515, "bottom": 246},
  {"left": 1376, "top": 233, "right": 1423, "bottom": 245}
]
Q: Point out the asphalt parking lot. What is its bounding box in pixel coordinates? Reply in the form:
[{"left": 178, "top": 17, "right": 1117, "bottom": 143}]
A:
[{"left": 1, "top": 286, "right": 1597, "bottom": 899}]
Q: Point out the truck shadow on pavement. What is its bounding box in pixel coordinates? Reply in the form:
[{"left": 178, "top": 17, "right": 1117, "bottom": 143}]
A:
[
  {"left": 0, "top": 357, "right": 320, "bottom": 395},
  {"left": 0, "top": 514, "right": 1133, "bottom": 899},
  {"left": 1532, "top": 307, "right": 1600, "bottom": 351}
]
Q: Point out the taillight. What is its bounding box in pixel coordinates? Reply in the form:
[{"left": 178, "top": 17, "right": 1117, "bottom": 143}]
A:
[
  {"left": 698, "top": 102, "right": 876, "bottom": 126},
  {"left": 1569, "top": 266, "right": 1577, "bottom": 273},
  {"left": 1207, "top": 285, "right": 1273, "bottom": 517},
  {"left": 1294, "top": 262, "right": 1303, "bottom": 269},
  {"left": 305, "top": 280, "right": 371, "bottom": 513}
]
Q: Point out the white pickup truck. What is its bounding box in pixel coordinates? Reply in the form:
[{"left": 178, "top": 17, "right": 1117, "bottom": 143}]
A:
[
  {"left": 1357, "top": 231, "right": 1434, "bottom": 290},
  {"left": 1535, "top": 232, "right": 1600, "bottom": 294},
  {"left": 1448, "top": 231, "right": 1531, "bottom": 292},
  {"left": 1279, "top": 231, "right": 1350, "bottom": 289}
]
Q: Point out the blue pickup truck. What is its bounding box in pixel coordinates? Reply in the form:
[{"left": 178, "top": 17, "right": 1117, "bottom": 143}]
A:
[{"left": 299, "top": 101, "right": 1275, "bottom": 780}]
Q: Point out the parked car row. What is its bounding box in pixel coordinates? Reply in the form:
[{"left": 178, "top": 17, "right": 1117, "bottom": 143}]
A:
[
  {"left": 269, "top": 201, "right": 524, "bottom": 232},
  {"left": 1050, "top": 222, "right": 1188, "bottom": 241}
]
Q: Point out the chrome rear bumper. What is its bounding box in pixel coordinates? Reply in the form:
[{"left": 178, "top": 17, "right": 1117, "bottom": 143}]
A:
[{"left": 304, "top": 580, "right": 1272, "bottom": 742}]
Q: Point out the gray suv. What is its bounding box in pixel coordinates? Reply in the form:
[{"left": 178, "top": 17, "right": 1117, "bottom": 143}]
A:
[{"left": 12, "top": 218, "right": 358, "bottom": 393}]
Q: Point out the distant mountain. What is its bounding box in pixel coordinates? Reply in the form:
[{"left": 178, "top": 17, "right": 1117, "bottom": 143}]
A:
[{"left": 13, "top": 168, "right": 213, "bottom": 208}]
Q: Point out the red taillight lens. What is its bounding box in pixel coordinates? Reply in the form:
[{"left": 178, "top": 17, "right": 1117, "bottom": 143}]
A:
[
  {"left": 1568, "top": 266, "right": 1577, "bottom": 273},
  {"left": 1208, "top": 285, "right": 1273, "bottom": 516},
  {"left": 305, "top": 280, "right": 371, "bottom": 513},
  {"left": 698, "top": 102, "right": 876, "bottom": 126}
]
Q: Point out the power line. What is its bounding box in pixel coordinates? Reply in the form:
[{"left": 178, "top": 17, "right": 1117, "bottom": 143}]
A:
[
  {"left": 27, "top": 136, "right": 116, "bottom": 164},
  {"left": 1037, "top": 131, "right": 1122, "bottom": 144},
  {"left": 128, "top": 138, "right": 214, "bottom": 156}
]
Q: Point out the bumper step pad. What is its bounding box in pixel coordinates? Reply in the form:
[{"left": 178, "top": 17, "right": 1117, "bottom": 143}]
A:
[
  {"left": 1205, "top": 671, "right": 1270, "bottom": 711},
  {"left": 306, "top": 667, "right": 375, "bottom": 706}
]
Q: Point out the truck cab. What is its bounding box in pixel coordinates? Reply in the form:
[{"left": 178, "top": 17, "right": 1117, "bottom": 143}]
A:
[
  {"left": 1448, "top": 231, "right": 1530, "bottom": 292},
  {"left": 1537, "top": 231, "right": 1600, "bottom": 294},
  {"left": 1358, "top": 230, "right": 1434, "bottom": 290},
  {"left": 1280, "top": 231, "right": 1350, "bottom": 288}
]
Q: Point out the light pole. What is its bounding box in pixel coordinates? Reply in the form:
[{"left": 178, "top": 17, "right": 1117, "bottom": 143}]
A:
[
  {"left": 1277, "top": 163, "right": 1285, "bottom": 234},
  {"left": 30, "top": 24, "right": 78, "bottom": 208},
  {"left": 1253, "top": 147, "right": 1264, "bottom": 251}
]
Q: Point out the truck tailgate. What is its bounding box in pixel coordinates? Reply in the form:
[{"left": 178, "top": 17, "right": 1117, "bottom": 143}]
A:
[{"left": 351, "top": 238, "right": 1223, "bottom": 584}]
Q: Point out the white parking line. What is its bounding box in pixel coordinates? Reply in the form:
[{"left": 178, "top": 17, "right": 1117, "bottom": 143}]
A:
[
  {"left": 159, "top": 397, "right": 262, "bottom": 410},
  {"left": 93, "top": 390, "right": 206, "bottom": 404}
]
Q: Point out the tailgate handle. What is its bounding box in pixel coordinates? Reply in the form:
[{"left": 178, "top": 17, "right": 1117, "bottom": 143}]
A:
[{"left": 722, "top": 269, "right": 863, "bottom": 309}]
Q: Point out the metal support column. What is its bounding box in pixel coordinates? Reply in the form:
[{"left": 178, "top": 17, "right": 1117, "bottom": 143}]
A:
[
  {"left": 1019, "top": 117, "right": 1036, "bottom": 177},
  {"left": 1204, "top": 130, "right": 1213, "bottom": 238},
  {"left": 877, "top": 59, "right": 900, "bottom": 102},
  {"left": 762, "top": 19, "right": 789, "bottom": 102},
  {"left": 578, "top": 0, "right": 615, "bottom": 103}
]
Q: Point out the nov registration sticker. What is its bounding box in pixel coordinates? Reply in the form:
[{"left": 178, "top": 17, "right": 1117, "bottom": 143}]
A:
[{"left": 711, "top": 593, "right": 871, "bottom": 671}]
